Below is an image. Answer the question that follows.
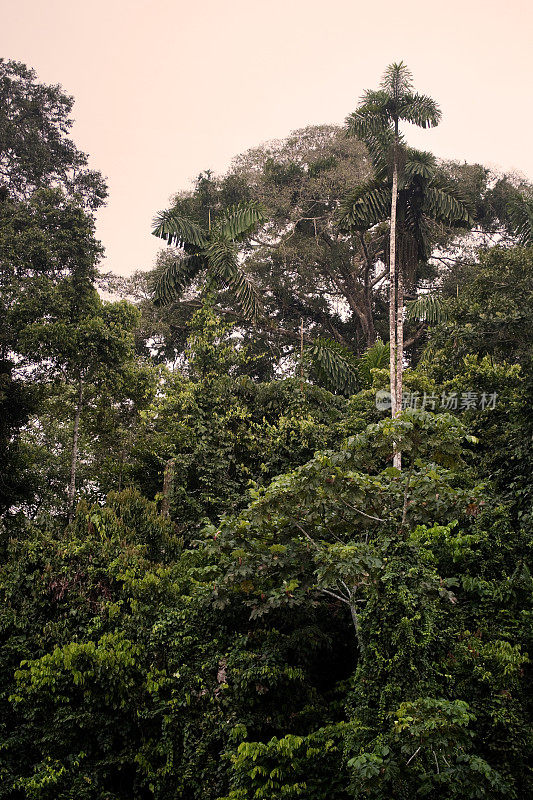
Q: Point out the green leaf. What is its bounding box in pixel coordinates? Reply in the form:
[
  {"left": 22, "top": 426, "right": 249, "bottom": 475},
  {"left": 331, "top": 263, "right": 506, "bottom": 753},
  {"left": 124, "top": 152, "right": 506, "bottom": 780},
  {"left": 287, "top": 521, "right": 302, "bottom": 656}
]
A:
[
  {"left": 398, "top": 92, "right": 441, "bottom": 128},
  {"left": 423, "top": 186, "right": 473, "bottom": 226},
  {"left": 406, "top": 294, "right": 448, "bottom": 325},
  {"left": 153, "top": 253, "right": 205, "bottom": 304},
  {"left": 152, "top": 209, "right": 208, "bottom": 248},
  {"left": 217, "top": 202, "right": 265, "bottom": 242},
  {"left": 206, "top": 240, "right": 261, "bottom": 321},
  {"left": 339, "top": 182, "right": 391, "bottom": 231},
  {"left": 306, "top": 338, "right": 359, "bottom": 395}
]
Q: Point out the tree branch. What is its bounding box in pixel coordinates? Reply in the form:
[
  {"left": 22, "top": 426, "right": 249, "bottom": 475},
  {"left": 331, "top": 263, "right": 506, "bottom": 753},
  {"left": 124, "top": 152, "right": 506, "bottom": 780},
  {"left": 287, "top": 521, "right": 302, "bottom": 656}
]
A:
[{"left": 340, "top": 499, "right": 386, "bottom": 523}]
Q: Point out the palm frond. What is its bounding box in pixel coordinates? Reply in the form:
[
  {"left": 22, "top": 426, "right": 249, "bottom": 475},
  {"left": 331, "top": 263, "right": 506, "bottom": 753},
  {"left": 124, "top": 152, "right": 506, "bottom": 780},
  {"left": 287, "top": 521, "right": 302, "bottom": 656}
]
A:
[
  {"left": 508, "top": 194, "right": 533, "bottom": 245},
  {"left": 345, "top": 91, "right": 392, "bottom": 137},
  {"left": 403, "top": 149, "right": 437, "bottom": 182},
  {"left": 399, "top": 93, "right": 441, "bottom": 128},
  {"left": 401, "top": 202, "right": 427, "bottom": 267},
  {"left": 152, "top": 209, "right": 208, "bottom": 249},
  {"left": 423, "top": 187, "right": 472, "bottom": 226},
  {"left": 206, "top": 239, "right": 261, "bottom": 321},
  {"left": 339, "top": 181, "right": 391, "bottom": 231},
  {"left": 359, "top": 126, "right": 399, "bottom": 178},
  {"left": 406, "top": 294, "right": 448, "bottom": 325},
  {"left": 306, "top": 338, "right": 359, "bottom": 396},
  {"left": 153, "top": 253, "right": 205, "bottom": 305},
  {"left": 381, "top": 62, "right": 413, "bottom": 100},
  {"left": 217, "top": 201, "right": 265, "bottom": 241}
]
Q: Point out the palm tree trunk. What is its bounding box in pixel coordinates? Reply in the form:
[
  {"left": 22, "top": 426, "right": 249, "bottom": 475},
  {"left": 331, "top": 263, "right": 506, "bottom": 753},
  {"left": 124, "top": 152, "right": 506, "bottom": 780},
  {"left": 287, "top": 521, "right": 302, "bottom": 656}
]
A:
[
  {"left": 390, "top": 120, "right": 402, "bottom": 469},
  {"left": 389, "top": 123, "right": 398, "bottom": 418},
  {"left": 67, "top": 376, "right": 83, "bottom": 523},
  {"left": 396, "top": 264, "right": 404, "bottom": 408},
  {"left": 394, "top": 263, "right": 404, "bottom": 469}
]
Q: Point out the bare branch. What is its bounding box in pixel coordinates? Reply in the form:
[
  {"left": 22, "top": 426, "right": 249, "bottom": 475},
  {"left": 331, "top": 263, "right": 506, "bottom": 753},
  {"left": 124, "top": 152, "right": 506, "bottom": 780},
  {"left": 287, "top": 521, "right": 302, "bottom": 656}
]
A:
[
  {"left": 406, "top": 746, "right": 422, "bottom": 766},
  {"left": 340, "top": 499, "right": 387, "bottom": 523},
  {"left": 320, "top": 588, "right": 351, "bottom": 606}
]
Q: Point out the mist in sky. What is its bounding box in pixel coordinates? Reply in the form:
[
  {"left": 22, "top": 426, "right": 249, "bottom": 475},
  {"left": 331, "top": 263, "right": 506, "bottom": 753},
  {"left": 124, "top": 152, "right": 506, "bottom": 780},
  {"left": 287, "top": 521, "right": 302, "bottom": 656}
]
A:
[{"left": 2, "top": 0, "right": 532, "bottom": 275}]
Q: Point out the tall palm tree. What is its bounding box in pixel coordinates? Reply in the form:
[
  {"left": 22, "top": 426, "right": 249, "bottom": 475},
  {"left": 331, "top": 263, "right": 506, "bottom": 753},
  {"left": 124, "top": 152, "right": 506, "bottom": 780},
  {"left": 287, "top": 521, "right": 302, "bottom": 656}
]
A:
[
  {"left": 339, "top": 148, "right": 471, "bottom": 408},
  {"left": 345, "top": 63, "right": 442, "bottom": 467},
  {"left": 152, "top": 201, "right": 265, "bottom": 320}
]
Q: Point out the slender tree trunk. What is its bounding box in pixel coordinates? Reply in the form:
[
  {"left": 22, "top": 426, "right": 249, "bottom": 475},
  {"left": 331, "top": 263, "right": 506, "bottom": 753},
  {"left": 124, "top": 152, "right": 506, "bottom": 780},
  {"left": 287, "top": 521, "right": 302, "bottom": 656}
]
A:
[
  {"left": 390, "top": 120, "right": 402, "bottom": 470},
  {"left": 67, "top": 377, "right": 83, "bottom": 523},
  {"left": 360, "top": 235, "right": 378, "bottom": 347},
  {"left": 389, "top": 127, "right": 398, "bottom": 398},
  {"left": 395, "top": 261, "right": 404, "bottom": 469},
  {"left": 396, "top": 264, "right": 404, "bottom": 401}
]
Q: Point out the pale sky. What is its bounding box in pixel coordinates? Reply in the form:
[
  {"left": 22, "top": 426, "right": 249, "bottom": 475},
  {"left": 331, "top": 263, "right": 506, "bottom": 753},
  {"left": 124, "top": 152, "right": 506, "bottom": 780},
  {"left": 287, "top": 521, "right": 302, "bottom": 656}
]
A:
[{"left": 2, "top": 0, "right": 532, "bottom": 275}]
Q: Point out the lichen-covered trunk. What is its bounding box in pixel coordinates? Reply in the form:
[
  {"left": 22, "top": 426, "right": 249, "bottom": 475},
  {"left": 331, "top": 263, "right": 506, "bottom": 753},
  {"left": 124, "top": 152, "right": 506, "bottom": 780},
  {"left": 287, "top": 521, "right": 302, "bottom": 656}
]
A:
[
  {"left": 396, "top": 266, "right": 405, "bottom": 405},
  {"left": 394, "top": 262, "right": 404, "bottom": 469}
]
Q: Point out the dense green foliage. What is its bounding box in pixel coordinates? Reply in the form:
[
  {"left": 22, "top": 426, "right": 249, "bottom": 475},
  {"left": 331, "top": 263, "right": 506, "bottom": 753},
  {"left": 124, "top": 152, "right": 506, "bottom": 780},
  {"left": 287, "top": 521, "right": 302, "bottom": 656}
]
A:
[
  {"left": 0, "top": 60, "right": 531, "bottom": 799},
  {"left": 0, "top": 59, "right": 107, "bottom": 209}
]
